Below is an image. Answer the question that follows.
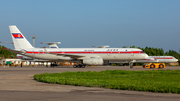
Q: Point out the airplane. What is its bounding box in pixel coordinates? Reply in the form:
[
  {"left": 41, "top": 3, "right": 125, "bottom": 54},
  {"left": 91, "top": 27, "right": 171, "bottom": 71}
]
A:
[
  {"left": 11, "top": 43, "right": 179, "bottom": 67},
  {"left": 16, "top": 47, "right": 178, "bottom": 66},
  {"left": 148, "top": 56, "right": 178, "bottom": 63},
  {"left": 2, "top": 25, "right": 149, "bottom": 68},
  {"left": 109, "top": 56, "right": 178, "bottom": 64}
]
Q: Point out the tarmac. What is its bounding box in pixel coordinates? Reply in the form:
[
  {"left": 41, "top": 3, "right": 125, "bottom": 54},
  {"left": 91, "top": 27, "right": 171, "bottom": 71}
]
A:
[{"left": 0, "top": 66, "right": 180, "bottom": 101}]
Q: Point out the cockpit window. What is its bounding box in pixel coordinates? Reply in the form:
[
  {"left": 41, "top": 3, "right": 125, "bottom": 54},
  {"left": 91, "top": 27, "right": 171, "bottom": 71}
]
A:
[{"left": 139, "top": 51, "right": 144, "bottom": 53}]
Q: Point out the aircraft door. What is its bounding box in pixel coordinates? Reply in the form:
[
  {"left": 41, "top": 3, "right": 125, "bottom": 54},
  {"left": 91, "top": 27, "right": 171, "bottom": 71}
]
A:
[
  {"left": 38, "top": 50, "right": 43, "bottom": 54},
  {"left": 59, "top": 50, "right": 62, "bottom": 54},
  {"left": 58, "top": 51, "right": 63, "bottom": 59},
  {"left": 131, "top": 50, "right": 134, "bottom": 56},
  {"left": 31, "top": 50, "right": 35, "bottom": 57},
  {"left": 107, "top": 50, "right": 111, "bottom": 56}
]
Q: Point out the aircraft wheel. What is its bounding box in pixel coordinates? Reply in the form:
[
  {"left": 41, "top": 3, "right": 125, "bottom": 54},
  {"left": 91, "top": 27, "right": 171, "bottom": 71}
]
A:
[
  {"left": 150, "top": 64, "right": 155, "bottom": 68},
  {"left": 159, "top": 64, "right": 164, "bottom": 68},
  {"left": 73, "top": 65, "right": 77, "bottom": 68}
]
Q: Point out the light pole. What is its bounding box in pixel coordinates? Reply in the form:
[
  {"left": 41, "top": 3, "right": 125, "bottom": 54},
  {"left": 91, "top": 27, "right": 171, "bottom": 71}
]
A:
[
  {"left": 32, "top": 35, "right": 36, "bottom": 47},
  {"left": 179, "top": 48, "right": 180, "bottom": 61}
]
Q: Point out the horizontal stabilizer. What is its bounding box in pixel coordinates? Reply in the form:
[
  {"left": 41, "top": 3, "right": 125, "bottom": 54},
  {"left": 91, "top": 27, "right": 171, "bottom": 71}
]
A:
[
  {"left": 3, "top": 48, "right": 24, "bottom": 54},
  {"left": 40, "top": 42, "right": 61, "bottom": 48},
  {"left": 0, "top": 41, "right": 14, "bottom": 44}
]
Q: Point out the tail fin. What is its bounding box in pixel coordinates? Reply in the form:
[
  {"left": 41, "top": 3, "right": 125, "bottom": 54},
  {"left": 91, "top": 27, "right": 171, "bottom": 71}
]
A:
[{"left": 9, "top": 25, "right": 33, "bottom": 49}]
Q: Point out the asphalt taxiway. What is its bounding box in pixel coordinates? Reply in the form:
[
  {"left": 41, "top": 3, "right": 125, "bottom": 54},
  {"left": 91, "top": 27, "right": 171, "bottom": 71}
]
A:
[{"left": 0, "top": 66, "right": 180, "bottom": 101}]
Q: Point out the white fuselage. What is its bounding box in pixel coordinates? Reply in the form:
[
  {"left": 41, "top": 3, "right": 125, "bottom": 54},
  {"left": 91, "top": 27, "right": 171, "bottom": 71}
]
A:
[{"left": 17, "top": 48, "right": 148, "bottom": 62}]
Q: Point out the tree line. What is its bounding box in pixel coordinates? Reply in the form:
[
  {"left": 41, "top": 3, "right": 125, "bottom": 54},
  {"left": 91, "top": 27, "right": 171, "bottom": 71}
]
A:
[{"left": 0, "top": 45, "right": 16, "bottom": 59}]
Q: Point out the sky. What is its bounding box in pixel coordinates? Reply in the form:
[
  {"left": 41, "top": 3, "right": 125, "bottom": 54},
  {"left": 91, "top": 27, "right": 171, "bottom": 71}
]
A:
[{"left": 0, "top": 0, "right": 180, "bottom": 52}]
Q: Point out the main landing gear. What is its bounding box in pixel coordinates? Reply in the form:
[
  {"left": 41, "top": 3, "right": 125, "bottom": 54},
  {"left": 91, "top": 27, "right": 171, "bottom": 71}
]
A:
[
  {"left": 50, "top": 62, "right": 58, "bottom": 68},
  {"left": 73, "top": 64, "right": 87, "bottom": 68}
]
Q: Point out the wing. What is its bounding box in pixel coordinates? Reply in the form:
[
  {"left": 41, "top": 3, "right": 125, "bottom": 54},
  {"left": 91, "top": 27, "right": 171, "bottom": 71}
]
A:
[
  {"left": 43, "top": 47, "right": 86, "bottom": 59},
  {"left": 50, "top": 52, "right": 85, "bottom": 59},
  {"left": 3, "top": 48, "right": 22, "bottom": 54}
]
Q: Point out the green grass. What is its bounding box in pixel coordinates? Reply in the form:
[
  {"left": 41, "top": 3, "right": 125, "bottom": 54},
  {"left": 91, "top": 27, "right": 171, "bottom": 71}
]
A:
[{"left": 34, "top": 70, "right": 180, "bottom": 94}]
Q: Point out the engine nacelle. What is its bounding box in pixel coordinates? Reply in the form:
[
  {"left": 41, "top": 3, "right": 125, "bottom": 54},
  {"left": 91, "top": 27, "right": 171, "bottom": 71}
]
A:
[{"left": 83, "top": 58, "right": 104, "bottom": 65}]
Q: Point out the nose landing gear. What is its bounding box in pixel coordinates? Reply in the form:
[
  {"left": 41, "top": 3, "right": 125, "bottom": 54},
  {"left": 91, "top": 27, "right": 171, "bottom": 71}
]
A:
[
  {"left": 129, "top": 60, "right": 136, "bottom": 69},
  {"left": 129, "top": 62, "right": 133, "bottom": 68}
]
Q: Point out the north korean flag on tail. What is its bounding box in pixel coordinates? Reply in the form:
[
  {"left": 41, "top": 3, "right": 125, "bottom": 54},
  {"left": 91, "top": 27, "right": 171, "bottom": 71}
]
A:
[{"left": 12, "top": 33, "right": 23, "bottom": 38}]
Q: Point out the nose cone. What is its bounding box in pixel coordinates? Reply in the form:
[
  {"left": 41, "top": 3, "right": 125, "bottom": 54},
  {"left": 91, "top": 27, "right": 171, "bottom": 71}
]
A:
[{"left": 144, "top": 54, "right": 149, "bottom": 59}]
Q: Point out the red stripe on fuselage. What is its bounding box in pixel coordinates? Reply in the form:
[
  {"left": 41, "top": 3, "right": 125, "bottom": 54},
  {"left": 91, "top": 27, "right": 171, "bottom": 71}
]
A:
[
  {"left": 25, "top": 51, "right": 144, "bottom": 54},
  {"left": 154, "top": 57, "right": 173, "bottom": 59},
  {"left": 17, "top": 56, "right": 23, "bottom": 58}
]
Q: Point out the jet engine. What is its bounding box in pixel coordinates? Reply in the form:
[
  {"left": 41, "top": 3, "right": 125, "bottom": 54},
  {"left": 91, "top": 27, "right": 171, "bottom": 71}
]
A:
[{"left": 83, "top": 58, "right": 104, "bottom": 65}]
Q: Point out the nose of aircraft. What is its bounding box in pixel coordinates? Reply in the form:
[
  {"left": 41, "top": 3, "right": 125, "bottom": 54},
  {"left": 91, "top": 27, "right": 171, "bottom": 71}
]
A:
[
  {"left": 176, "top": 59, "right": 178, "bottom": 62},
  {"left": 144, "top": 54, "right": 149, "bottom": 59}
]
